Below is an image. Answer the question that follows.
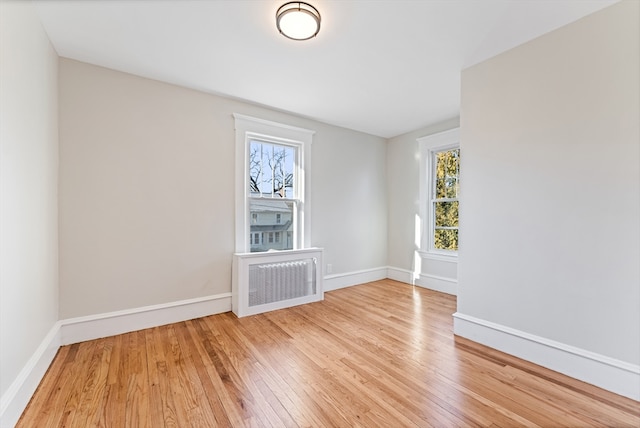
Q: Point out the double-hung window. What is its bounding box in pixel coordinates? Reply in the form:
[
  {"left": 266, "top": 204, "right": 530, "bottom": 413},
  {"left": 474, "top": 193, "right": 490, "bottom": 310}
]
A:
[
  {"left": 248, "top": 139, "right": 298, "bottom": 252},
  {"left": 431, "top": 147, "right": 460, "bottom": 251},
  {"left": 418, "top": 128, "right": 460, "bottom": 257},
  {"left": 234, "top": 114, "right": 313, "bottom": 253}
]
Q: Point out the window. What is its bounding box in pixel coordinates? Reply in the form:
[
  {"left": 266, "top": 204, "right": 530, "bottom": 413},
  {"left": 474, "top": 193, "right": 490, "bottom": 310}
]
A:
[
  {"left": 249, "top": 139, "right": 297, "bottom": 251},
  {"left": 418, "top": 128, "right": 460, "bottom": 257},
  {"left": 250, "top": 232, "right": 262, "bottom": 245},
  {"left": 432, "top": 148, "right": 459, "bottom": 251},
  {"left": 234, "top": 114, "right": 314, "bottom": 253}
]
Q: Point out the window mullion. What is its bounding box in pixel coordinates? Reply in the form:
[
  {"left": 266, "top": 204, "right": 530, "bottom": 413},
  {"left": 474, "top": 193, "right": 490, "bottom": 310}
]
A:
[
  {"left": 430, "top": 146, "right": 459, "bottom": 252},
  {"left": 234, "top": 114, "right": 313, "bottom": 253},
  {"left": 247, "top": 139, "right": 300, "bottom": 252}
]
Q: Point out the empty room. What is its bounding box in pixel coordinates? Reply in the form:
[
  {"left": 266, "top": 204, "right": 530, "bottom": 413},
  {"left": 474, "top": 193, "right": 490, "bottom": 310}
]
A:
[{"left": 1, "top": 0, "right": 639, "bottom": 426}]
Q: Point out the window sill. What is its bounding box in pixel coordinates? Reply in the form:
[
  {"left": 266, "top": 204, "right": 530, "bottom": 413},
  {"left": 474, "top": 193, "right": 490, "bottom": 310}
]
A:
[{"left": 418, "top": 250, "right": 458, "bottom": 263}]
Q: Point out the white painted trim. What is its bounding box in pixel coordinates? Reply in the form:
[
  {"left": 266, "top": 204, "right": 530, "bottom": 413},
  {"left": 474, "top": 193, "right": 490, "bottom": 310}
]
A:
[
  {"left": 0, "top": 322, "right": 62, "bottom": 428},
  {"left": 233, "top": 113, "right": 314, "bottom": 253},
  {"left": 232, "top": 113, "right": 316, "bottom": 138},
  {"left": 232, "top": 248, "right": 324, "bottom": 317},
  {"left": 415, "top": 273, "right": 457, "bottom": 296},
  {"left": 1, "top": 292, "right": 233, "bottom": 427},
  {"left": 61, "top": 292, "right": 232, "bottom": 345},
  {"left": 385, "top": 266, "right": 416, "bottom": 285},
  {"left": 453, "top": 312, "right": 640, "bottom": 401},
  {"left": 418, "top": 250, "right": 458, "bottom": 263},
  {"left": 385, "top": 267, "right": 457, "bottom": 295},
  {"left": 417, "top": 127, "right": 460, "bottom": 254},
  {"left": 417, "top": 127, "right": 461, "bottom": 149},
  {"left": 324, "top": 267, "right": 387, "bottom": 292}
]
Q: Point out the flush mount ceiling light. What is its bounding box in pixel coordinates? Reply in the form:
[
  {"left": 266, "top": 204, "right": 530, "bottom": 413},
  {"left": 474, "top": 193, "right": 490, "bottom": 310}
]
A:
[{"left": 276, "top": 2, "right": 321, "bottom": 41}]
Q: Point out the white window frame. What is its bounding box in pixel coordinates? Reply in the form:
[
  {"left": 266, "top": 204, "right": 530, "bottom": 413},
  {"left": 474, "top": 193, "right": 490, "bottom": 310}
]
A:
[
  {"left": 234, "top": 114, "right": 314, "bottom": 253},
  {"left": 418, "top": 128, "right": 460, "bottom": 260}
]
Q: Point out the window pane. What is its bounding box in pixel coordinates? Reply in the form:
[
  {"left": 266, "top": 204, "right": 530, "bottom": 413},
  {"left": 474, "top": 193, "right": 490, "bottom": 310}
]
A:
[
  {"left": 434, "top": 229, "right": 458, "bottom": 251},
  {"left": 435, "top": 201, "right": 459, "bottom": 227},
  {"left": 249, "top": 199, "right": 295, "bottom": 252},
  {"left": 434, "top": 149, "right": 460, "bottom": 199},
  {"left": 249, "top": 140, "right": 296, "bottom": 198}
]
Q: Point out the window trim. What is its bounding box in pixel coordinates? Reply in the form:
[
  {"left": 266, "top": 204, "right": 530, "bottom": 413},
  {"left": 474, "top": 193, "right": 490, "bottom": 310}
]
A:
[
  {"left": 418, "top": 128, "right": 460, "bottom": 259},
  {"left": 234, "top": 114, "right": 314, "bottom": 253}
]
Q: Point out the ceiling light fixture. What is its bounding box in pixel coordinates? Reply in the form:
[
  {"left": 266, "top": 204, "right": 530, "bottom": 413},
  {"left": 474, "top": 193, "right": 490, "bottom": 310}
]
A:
[{"left": 276, "top": 2, "right": 321, "bottom": 41}]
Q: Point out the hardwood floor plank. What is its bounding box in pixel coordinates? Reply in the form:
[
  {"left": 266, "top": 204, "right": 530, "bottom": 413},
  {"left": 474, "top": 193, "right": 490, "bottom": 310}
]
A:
[
  {"left": 143, "top": 327, "right": 169, "bottom": 428},
  {"left": 16, "top": 280, "right": 640, "bottom": 427},
  {"left": 215, "top": 314, "right": 333, "bottom": 427},
  {"left": 214, "top": 314, "right": 341, "bottom": 427},
  {"left": 279, "top": 312, "right": 438, "bottom": 425},
  {"left": 160, "top": 323, "right": 201, "bottom": 426},
  {"left": 54, "top": 340, "right": 99, "bottom": 428},
  {"left": 84, "top": 336, "right": 114, "bottom": 427},
  {"left": 103, "top": 333, "right": 127, "bottom": 427},
  {"left": 280, "top": 302, "right": 473, "bottom": 425},
  {"left": 22, "top": 346, "right": 69, "bottom": 427},
  {"left": 194, "top": 318, "right": 251, "bottom": 426}
]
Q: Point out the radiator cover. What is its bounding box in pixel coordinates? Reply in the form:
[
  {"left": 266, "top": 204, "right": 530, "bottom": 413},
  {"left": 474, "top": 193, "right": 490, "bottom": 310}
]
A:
[{"left": 232, "top": 248, "right": 324, "bottom": 317}]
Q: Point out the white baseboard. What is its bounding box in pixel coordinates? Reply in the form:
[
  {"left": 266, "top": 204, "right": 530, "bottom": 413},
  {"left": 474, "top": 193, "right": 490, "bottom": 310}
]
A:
[
  {"left": 0, "top": 322, "right": 62, "bottom": 428},
  {"left": 0, "top": 292, "right": 232, "bottom": 427},
  {"left": 324, "top": 267, "right": 387, "bottom": 291},
  {"left": 415, "top": 273, "right": 457, "bottom": 296},
  {"left": 385, "top": 267, "right": 457, "bottom": 296},
  {"left": 61, "top": 292, "right": 232, "bottom": 345},
  {"left": 453, "top": 312, "right": 640, "bottom": 401},
  {"left": 386, "top": 266, "right": 415, "bottom": 284}
]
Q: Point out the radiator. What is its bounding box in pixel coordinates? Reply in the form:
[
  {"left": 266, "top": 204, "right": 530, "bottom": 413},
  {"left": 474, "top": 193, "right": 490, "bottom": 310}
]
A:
[{"left": 232, "top": 248, "right": 323, "bottom": 317}]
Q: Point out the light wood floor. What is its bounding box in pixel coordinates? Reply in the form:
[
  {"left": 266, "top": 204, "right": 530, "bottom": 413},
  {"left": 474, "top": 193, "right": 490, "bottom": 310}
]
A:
[{"left": 18, "top": 280, "right": 640, "bottom": 427}]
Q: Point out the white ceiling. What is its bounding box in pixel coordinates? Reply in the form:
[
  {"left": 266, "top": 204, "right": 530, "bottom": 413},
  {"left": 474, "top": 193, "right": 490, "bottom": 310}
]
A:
[{"left": 34, "top": 0, "right": 618, "bottom": 138}]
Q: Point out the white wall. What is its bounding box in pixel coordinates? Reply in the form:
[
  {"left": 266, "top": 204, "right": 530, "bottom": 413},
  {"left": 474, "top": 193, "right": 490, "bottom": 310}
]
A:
[
  {"left": 386, "top": 118, "right": 460, "bottom": 292},
  {"left": 312, "top": 123, "right": 388, "bottom": 276},
  {"left": 457, "top": 0, "right": 639, "bottom": 388},
  {"left": 59, "top": 59, "right": 387, "bottom": 319},
  {"left": 0, "top": 0, "right": 59, "bottom": 405}
]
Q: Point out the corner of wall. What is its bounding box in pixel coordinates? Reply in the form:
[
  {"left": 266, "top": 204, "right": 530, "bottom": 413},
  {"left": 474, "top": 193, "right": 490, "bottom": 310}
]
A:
[{"left": 453, "top": 313, "right": 640, "bottom": 401}]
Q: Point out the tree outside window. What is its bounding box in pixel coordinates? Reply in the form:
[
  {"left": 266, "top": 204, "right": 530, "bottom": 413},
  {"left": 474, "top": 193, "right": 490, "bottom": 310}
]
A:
[
  {"left": 248, "top": 139, "right": 298, "bottom": 252},
  {"left": 432, "top": 148, "right": 460, "bottom": 251},
  {"left": 418, "top": 127, "right": 460, "bottom": 257},
  {"left": 234, "top": 114, "right": 313, "bottom": 254}
]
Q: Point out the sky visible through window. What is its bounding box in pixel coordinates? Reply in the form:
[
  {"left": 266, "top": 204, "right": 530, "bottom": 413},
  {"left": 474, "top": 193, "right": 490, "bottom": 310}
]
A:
[{"left": 249, "top": 140, "right": 295, "bottom": 198}]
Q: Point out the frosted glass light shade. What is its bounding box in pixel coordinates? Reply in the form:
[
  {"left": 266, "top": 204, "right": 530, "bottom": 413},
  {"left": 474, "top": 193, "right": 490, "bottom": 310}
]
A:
[{"left": 276, "top": 2, "right": 321, "bottom": 41}]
